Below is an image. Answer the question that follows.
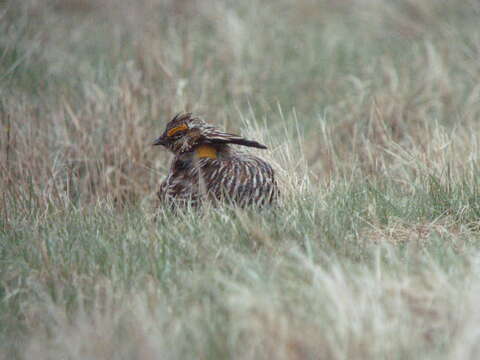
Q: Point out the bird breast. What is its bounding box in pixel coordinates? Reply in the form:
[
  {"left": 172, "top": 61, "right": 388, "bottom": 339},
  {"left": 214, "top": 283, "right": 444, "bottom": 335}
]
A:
[{"left": 159, "top": 153, "right": 278, "bottom": 207}]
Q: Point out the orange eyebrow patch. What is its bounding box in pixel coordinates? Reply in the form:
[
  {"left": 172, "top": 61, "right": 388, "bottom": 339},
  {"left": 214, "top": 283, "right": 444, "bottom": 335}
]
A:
[{"left": 167, "top": 124, "right": 188, "bottom": 137}]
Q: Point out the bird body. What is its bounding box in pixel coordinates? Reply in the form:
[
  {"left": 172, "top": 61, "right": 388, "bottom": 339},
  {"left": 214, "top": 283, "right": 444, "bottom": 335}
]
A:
[{"left": 154, "top": 113, "right": 278, "bottom": 208}]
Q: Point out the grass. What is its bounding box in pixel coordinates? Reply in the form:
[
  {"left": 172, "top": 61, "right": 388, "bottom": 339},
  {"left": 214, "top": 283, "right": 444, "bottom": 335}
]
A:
[{"left": 2, "top": 0, "right": 480, "bottom": 359}]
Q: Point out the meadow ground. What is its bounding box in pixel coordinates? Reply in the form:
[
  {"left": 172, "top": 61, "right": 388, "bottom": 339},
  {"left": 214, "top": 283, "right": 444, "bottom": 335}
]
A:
[{"left": 2, "top": 0, "right": 480, "bottom": 359}]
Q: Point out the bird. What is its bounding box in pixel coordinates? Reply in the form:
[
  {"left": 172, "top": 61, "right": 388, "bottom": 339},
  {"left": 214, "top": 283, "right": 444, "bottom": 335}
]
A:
[{"left": 153, "top": 112, "right": 279, "bottom": 209}]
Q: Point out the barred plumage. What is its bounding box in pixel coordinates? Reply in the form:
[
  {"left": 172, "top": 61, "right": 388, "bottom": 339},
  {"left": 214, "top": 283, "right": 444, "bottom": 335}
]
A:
[{"left": 153, "top": 113, "right": 279, "bottom": 208}]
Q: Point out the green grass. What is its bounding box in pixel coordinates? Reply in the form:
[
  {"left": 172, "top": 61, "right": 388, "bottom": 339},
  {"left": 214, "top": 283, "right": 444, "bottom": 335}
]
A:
[{"left": 2, "top": 0, "right": 480, "bottom": 359}]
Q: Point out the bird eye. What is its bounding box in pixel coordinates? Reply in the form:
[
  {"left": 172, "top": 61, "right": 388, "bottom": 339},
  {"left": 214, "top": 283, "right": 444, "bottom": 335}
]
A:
[{"left": 167, "top": 124, "right": 189, "bottom": 137}]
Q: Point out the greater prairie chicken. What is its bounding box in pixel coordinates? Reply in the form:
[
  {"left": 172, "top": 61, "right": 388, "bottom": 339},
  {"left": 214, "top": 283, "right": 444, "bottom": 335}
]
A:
[{"left": 153, "top": 113, "right": 278, "bottom": 208}]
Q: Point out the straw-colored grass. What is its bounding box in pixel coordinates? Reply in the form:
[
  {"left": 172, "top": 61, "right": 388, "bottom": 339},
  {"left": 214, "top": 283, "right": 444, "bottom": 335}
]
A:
[{"left": 2, "top": 0, "right": 480, "bottom": 359}]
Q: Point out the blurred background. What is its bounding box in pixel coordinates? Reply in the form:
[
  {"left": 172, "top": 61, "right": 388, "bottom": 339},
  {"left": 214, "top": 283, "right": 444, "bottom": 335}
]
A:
[
  {"left": 3, "top": 2, "right": 480, "bottom": 359},
  {"left": 1, "top": 0, "right": 480, "bottom": 207}
]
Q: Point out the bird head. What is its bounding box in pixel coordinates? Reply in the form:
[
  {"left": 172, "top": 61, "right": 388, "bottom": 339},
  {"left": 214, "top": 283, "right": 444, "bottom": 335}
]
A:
[{"left": 153, "top": 112, "right": 267, "bottom": 155}]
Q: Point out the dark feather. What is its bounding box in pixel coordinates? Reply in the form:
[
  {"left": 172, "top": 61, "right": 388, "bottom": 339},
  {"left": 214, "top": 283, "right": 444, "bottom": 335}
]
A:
[{"left": 205, "top": 133, "right": 268, "bottom": 149}]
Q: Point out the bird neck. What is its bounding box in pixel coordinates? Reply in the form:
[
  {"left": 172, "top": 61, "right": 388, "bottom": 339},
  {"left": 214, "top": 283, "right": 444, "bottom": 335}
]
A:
[{"left": 194, "top": 144, "right": 218, "bottom": 159}]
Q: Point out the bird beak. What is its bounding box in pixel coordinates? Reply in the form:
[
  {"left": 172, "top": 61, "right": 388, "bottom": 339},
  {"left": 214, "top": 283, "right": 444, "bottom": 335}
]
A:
[{"left": 152, "top": 136, "right": 166, "bottom": 146}]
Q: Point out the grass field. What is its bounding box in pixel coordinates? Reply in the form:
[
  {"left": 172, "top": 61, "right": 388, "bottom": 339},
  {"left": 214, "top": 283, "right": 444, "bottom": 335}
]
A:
[{"left": 2, "top": 0, "right": 480, "bottom": 358}]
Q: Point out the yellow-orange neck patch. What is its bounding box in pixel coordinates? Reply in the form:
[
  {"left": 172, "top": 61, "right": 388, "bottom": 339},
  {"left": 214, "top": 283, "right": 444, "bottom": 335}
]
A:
[{"left": 195, "top": 145, "right": 217, "bottom": 159}]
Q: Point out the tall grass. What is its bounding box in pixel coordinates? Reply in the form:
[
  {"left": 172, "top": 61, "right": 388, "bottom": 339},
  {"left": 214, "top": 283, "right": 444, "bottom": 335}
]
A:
[{"left": 2, "top": 0, "right": 480, "bottom": 359}]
